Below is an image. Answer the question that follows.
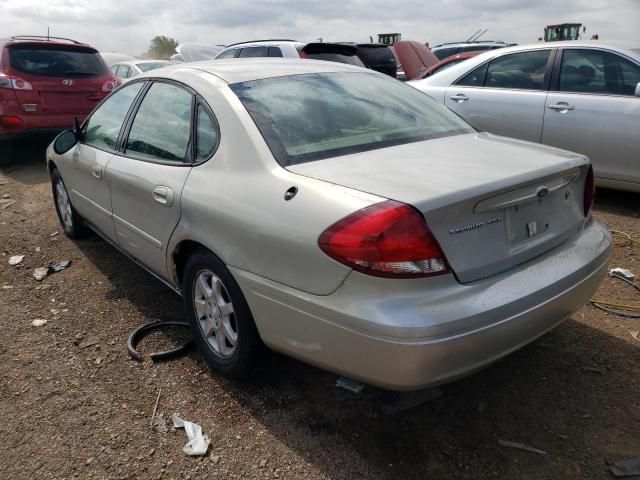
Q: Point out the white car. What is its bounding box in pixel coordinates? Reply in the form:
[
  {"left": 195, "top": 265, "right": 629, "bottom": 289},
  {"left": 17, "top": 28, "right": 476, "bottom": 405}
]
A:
[
  {"left": 110, "top": 60, "right": 170, "bottom": 80},
  {"left": 411, "top": 42, "right": 640, "bottom": 192}
]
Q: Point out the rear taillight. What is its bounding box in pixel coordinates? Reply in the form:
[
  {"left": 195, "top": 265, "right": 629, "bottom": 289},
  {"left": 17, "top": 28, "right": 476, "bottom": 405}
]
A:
[
  {"left": 102, "top": 79, "right": 121, "bottom": 93},
  {"left": 298, "top": 51, "right": 308, "bottom": 59},
  {"left": 318, "top": 200, "right": 450, "bottom": 278},
  {"left": 583, "top": 165, "right": 595, "bottom": 217},
  {"left": 0, "top": 115, "right": 24, "bottom": 130},
  {"left": 0, "top": 74, "right": 33, "bottom": 91}
]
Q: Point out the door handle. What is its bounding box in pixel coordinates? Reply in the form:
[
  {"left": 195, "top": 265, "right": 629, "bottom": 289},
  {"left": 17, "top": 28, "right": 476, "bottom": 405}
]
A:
[
  {"left": 450, "top": 94, "right": 469, "bottom": 103},
  {"left": 91, "top": 164, "right": 103, "bottom": 179},
  {"left": 152, "top": 186, "right": 174, "bottom": 206},
  {"left": 548, "top": 103, "right": 575, "bottom": 112}
]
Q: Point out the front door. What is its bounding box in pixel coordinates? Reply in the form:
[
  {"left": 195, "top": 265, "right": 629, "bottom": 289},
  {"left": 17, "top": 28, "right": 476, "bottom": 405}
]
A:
[
  {"left": 66, "top": 81, "right": 144, "bottom": 238},
  {"left": 106, "top": 81, "right": 194, "bottom": 278},
  {"left": 541, "top": 48, "right": 640, "bottom": 185},
  {"left": 445, "top": 49, "right": 554, "bottom": 143}
]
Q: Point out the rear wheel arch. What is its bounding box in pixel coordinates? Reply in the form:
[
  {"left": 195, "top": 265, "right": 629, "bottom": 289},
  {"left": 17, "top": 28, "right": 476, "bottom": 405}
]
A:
[{"left": 172, "top": 240, "right": 229, "bottom": 290}]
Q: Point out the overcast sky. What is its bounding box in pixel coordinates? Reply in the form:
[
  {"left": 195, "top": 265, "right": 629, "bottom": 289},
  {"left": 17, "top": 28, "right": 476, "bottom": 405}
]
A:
[{"left": 2, "top": 0, "right": 639, "bottom": 56}]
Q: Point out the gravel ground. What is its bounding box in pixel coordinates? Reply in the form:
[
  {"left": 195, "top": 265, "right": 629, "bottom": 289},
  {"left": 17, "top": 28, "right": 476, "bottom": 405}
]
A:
[{"left": 1, "top": 142, "right": 639, "bottom": 480}]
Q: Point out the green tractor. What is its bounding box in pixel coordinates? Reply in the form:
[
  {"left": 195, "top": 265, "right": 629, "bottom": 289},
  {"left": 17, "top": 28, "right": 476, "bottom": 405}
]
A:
[{"left": 544, "top": 23, "right": 587, "bottom": 42}]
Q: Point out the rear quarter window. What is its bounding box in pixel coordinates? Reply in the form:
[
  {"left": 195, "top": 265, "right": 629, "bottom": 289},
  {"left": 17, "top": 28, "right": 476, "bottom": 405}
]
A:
[{"left": 8, "top": 45, "right": 107, "bottom": 77}]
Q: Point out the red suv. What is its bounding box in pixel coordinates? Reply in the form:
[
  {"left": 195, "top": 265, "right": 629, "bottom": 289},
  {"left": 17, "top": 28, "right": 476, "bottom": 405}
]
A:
[{"left": 0, "top": 36, "right": 120, "bottom": 163}]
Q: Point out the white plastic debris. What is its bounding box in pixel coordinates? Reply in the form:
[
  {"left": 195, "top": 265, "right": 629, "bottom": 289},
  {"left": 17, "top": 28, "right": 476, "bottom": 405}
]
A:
[
  {"left": 8, "top": 255, "right": 24, "bottom": 266},
  {"left": 31, "top": 319, "right": 48, "bottom": 327},
  {"left": 33, "top": 267, "right": 49, "bottom": 281},
  {"left": 172, "top": 415, "right": 210, "bottom": 456},
  {"left": 610, "top": 268, "right": 635, "bottom": 280}
]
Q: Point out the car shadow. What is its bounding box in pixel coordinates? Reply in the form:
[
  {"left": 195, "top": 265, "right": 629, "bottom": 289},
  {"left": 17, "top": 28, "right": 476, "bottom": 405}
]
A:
[
  {"left": 0, "top": 140, "right": 51, "bottom": 185},
  {"left": 594, "top": 187, "right": 640, "bottom": 218},
  {"left": 74, "top": 233, "right": 640, "bottom": 480}
]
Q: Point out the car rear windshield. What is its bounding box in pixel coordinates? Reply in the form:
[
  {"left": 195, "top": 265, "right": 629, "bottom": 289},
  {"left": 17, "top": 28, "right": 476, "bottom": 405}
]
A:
[
  {"left": 357, "top": 46, "right": 395, "bottom": 65},
  {"left": 8, "top": 45, "right": 107, "bottom": 77},
  {"left": 305, "top": 52, "right": 365, "bottom": 67},
  {"left": 231, "top": 72, "right": 474, "bottom": 166},
  {"left": 138, "top": 62, "right": 168, "bottom": 72}
]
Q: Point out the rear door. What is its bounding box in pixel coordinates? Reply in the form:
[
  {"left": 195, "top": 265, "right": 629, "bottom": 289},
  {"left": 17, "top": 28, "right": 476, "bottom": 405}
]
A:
[
  {"left": 106, "top": 81, "right": 199, "bottom": 278},
  {"left": 66, "top": 81, "right": 145, "bottom": 238},
  {"left": 6, "top": 43, "right": 111, "bottom": 117},
  {"left": 445, "top": 49, "right": 554, "bottom": 142},
  {"left": 542, "top": 47, "right": 640, "bottom": 185}
]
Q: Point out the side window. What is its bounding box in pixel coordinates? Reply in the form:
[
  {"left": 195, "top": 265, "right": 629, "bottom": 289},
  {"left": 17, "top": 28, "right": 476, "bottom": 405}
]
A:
[
  {"left": 84, "top": 82, "right": 144, "bottom": 151},
  {"left": 239, "top": 46, "right": 268, "bottom": 58},
  {"left": 484, "top": 50, "right": 550, "bottom": 90},
  {"left": 559, "top": 49, "right": 640, "bottom": 96},
  {"left": 195, "top": 104, "right": 219, "bottom": 160},
  {"left": 216, "top": 49, "right": 238, "bottom": 59},
  {"left": 456, "top": 63, "right": 488, "bottom": 86},
  {"left": 126, "top": 82, "right": 193, "bottom": 162},
  {"left": 268, "top": 47, "right": 283, "bottom": 58},
  {"left": 119, "top": 65, "right": 132, "bottom": 78},
  {"left": 111, "top": 65, "right": 120, "bottom": 76},
  {"left": 434, "top": 47, "right": 457, "bottom": 59}
]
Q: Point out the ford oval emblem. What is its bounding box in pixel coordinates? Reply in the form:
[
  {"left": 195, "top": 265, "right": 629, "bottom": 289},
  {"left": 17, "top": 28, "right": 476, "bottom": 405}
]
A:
[
  {"left": 62, "top": 79, "right": 75, "bottom": 86},
  {"left": 536, "top": 186, "right": 549, "bottom": 199}
]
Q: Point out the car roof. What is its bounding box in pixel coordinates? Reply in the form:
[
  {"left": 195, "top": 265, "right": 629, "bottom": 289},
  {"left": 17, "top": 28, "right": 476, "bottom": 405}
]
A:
[
  {"left": 127, "top": 60, "right": 170, "bottom": 65},
  {"left": 433, "top": 41, "right": 508, "bottom": 49},
  {"left": 221, "top": 40, "right": 305, "bottom": 51},
  {"left": 142, "top": 58, "right": 369, "bottom": 85},
  {"left": 0, "top": 35, "right": 93, "bottom": 49},
  {"left": 224, "top": 39, "right": 299, "bottom": 48}
]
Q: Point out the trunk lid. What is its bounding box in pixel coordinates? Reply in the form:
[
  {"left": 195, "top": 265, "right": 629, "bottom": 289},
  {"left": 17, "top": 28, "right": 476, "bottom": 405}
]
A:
[{"left": 289, "top": 132, "right": 591, "bottom": 283}]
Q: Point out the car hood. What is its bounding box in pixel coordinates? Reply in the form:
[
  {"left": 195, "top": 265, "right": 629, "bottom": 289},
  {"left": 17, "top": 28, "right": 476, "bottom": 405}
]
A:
[{"left": 288, "top": 132, "right": 587, "bottom": 212}]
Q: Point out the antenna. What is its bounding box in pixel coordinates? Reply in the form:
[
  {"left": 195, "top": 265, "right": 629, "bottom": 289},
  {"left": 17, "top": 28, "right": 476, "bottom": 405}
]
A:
[
  {"left": 466, "top": 29, "right": 482, "bottom": 42},
  {"left": 471, "top": 29, "right": 489, "bottom": 41},
  {"left": 47, "top": 27, "right": 50, "bottom": 41}
]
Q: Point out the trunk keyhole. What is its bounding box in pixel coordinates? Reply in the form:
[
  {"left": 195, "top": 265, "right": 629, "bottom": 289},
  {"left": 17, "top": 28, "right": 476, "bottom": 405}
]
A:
[{"left": 284, "top": 186, "right": 298, "bottom": 201}]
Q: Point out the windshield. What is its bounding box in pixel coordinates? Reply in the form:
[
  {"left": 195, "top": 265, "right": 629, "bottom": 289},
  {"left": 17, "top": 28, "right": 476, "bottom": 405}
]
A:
[
  {"left": 138, "top": 62, "right": 168, "bottom": 72},
  {"left": 231, "top": 72, "right": 474, "bottom": 166},
  {"left": 8, "top": 45, "right": 107, "bottom": 77}
]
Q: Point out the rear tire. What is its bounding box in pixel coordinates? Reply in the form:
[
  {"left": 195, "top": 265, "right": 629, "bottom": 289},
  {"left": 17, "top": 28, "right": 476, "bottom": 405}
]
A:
[
  {"left": 0, "top": 141, "right": 14, "bottom": 166},
  {"left": 183, "top": 249, "right": 260, "bottom": 379},
  {"left": 51, "top": 169, "right": 87, "bottom": 239}
]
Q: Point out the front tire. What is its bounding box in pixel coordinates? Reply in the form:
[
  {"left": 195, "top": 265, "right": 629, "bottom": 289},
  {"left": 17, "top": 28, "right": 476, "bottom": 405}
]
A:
[
  {"left": 183, "top": 249, "right": 259, "bottom": 379},
  {"left": 51, "top": 169, "right": 87, "bottom": 238}
]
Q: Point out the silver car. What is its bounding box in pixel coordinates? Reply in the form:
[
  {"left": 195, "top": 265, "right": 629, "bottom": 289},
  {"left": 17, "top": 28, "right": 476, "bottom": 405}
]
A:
[
  {"left": 47, "top": 59, "right": 611, "bottom": 391},
  {"left": 410, "top": 42, "right": 640, "bottom": 192}
]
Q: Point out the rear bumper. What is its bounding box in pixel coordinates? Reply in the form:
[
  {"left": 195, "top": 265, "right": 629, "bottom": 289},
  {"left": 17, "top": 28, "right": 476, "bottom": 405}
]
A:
[
  {"left": 232, "top": 220, "right": 611, "bottom": 390},
  {"left": 0, "top": 127, "right": 66, "bottom": 142},
  {"left": 0, "top": 111, "right": 89, "bottom": 140}
]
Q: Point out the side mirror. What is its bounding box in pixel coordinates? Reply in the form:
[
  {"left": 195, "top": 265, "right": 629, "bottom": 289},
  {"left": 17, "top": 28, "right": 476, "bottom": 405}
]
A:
[
  {"left": 53, "top": 130, "right": 79, "bottom": 155},
  {"left": 636, "top": 82, "right": 640, "bottom": 97}
]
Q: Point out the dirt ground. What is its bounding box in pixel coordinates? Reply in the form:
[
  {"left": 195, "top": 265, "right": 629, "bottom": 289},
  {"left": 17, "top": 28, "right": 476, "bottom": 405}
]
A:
[{"left": 1, "top": 141, "right": 639, "bottom": 480}]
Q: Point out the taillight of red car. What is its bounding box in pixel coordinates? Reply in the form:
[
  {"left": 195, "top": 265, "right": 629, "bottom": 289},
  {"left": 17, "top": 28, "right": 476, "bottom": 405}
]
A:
[
  {"left": 319, "top": 200, "right": 450, "bottom": 278},
  {"left": 0, "top": 73, "right": 33, "bottom": 91},
  {"left": 102, "top": 78, "right": 121, "bottom": 93},
  {"left": 583, "top": 164, "right": 595, "bottom": 217}
]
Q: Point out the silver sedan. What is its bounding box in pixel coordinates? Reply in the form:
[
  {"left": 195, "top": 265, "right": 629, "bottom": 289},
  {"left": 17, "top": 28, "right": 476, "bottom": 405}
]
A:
[
  {"left": 47, "top": 59, "right": 611, "bottom": 390},
  {"left": 410, "top": 42, "right": 640, "bottom": 193}
]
